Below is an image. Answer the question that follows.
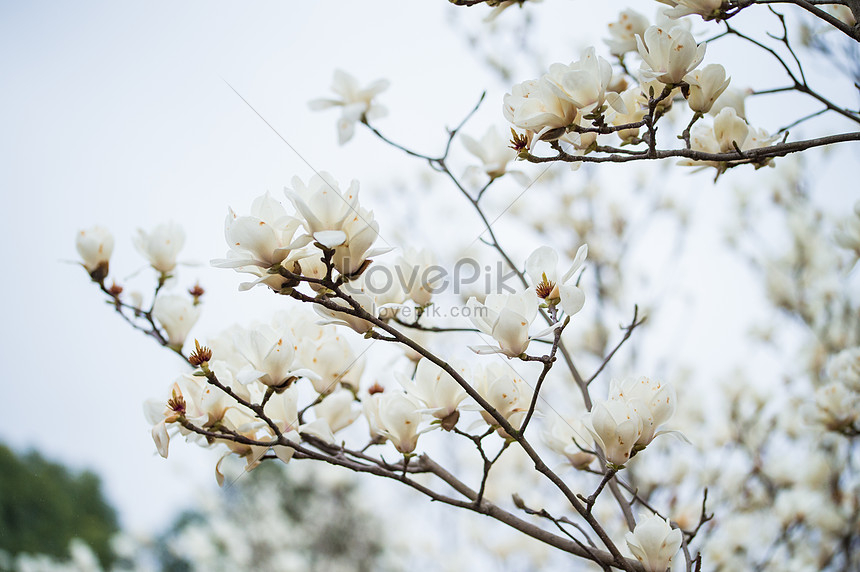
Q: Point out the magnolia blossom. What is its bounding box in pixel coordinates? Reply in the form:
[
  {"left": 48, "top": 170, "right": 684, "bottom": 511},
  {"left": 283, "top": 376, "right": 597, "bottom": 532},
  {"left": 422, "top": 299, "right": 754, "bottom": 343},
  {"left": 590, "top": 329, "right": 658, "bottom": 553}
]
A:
[
  {"left": 297, "top": 330, "right": 363, "bottom": 394},
  {"left": 286, "top": 173, "right": 389, "bottom": 276},
  {"left": 394, "top": 247, "right": 442, "bottom": 307},
  {"left": 308, "top": 69, "right": 389, "bottom": 144},
  {"left": 144, "top": 379, "right": 199, "bottom": 458},
  {"left": 152, "top": 294, "right": 201, "bottom": 349},
  {"left": 659, "top": 0, "right": 725, "bottom": 19},
  {"left": 713, "top": 106, "right": 749, "bottom": 152},
  {"left": 637, "top": 25, "right": 706, "bottom": 85},
  {"left": 232, "top": 325, "right": 318, "bottom": 390},
  {"left": 582, "top": 398, "right": 645, "bottom": 467},
  {"left": 710, "top": 86, "right": 749, "bottom": 118},
  {"left": 466, "top": 290, "right": 553, "bottom": 357},
  {"left": 461, "top": 125, "right": 523, "bottom": 181},
  {"left": 543, "top": 415, "right": 596, "bottom": 469},
  {"left": 211, "top": 192, "right": 310, "bottom": 291},
  {"left": 680, "top": 109, "right": 777, "bottom": 172},
  {"left": 397, "top": 359, "right": 468, "bottom": 428},
  {"left": 76, "top": 226, "right": 114, "bottom": 280},
  {"left": 684, "top": 63, "right": 730, "bottom": 113},
  {"left": 544, "top": 48, "right": 624, "bottom": 117},
  {"left": 473, "top": 362, "right": 533, "bottom": 435},
  {"left": 605, "top": 8, "right": 650, "bottom": 57},
  {"left": 310, "top": 388, "right": 361, "bottom": 437},
  {"left": 625, "top": 514, "right": 683, "bottom": 572},
  {"left": 608, "top": 376, "right": 676, "bottom": 447},
  {"left": 375, "top": 392, "right": 427, "bottom": 454},
  {"left": 503, "top": 77, "right": 579, "bottom": 141},
  {"left": 608, "top": 87, "right": 647, "bottom": 142},
  {"left": 134, "top": 221, "right": 185, "bottom": 274},
  {"left": 524, "top": 244, "right": 587, "bottom": 317}
]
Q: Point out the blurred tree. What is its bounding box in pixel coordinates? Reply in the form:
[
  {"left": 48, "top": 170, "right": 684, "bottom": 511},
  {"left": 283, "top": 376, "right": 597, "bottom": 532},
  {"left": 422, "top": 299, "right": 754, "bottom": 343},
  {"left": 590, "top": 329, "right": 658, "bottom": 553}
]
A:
[
  {"left": 0, "top": 444, "right": 118, "bottom": 569},
  {"left": 156, "top": 461, "right": 395, "bottom": 572}
]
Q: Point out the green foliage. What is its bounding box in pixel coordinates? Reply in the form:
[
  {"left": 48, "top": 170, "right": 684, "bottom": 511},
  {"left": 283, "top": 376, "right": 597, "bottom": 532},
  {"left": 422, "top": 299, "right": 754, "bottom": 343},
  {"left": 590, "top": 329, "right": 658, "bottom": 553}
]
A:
[{"left": 0, "top": 444, "right": 118, "bottom": 569}]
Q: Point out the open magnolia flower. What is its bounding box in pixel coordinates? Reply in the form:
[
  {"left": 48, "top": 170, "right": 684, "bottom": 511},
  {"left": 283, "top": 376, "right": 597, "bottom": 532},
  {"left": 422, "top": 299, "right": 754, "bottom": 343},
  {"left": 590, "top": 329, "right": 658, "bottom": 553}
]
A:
[
  {"left": 461, "top": 125, "right": 527, "bottom": 183},
  {"left": 308, "top": 69, "right": 389, "bottom": 144},
  {"left": 636, "top": 24, "right": 706, "bottom": 85},
  {"left": 286, "top": 172, "right": 390, "bottom": 277},
  {"left": 397, "top": 358, "right": 469, "bottom": 429},
  {"left": 503, "top": 77, "right": 579, "bottom": 143},
  {"left": 544, "top": 47, "right": 627, "bottom": 117},
  {"left": 231, "top": 325, "right": 319, "bottom": 390},
  {"left": 211, "top": 192, "right": 311, "bottom": 291},
  {"left": 134, "top": 221, "right": 186, "bottom": 275},
  {"left": 466, "top": 290, "right": 558, "bottom": 357},
  {"left": 525, "top": 244, "right": 588, "bottom": 317},
  {"left": 605, "top": 8, "right": 650, "bottom": 57}
]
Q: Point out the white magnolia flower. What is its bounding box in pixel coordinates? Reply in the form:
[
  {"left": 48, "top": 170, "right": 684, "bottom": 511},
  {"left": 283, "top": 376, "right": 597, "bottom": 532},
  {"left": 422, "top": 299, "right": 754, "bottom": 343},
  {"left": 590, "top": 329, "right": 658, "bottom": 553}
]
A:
[
  {"left": 543, "top": 415, "right": 596, "bottom": 469},
  {"left": 312, "top": 388, "right": 361, "bottom": 434},
  {"left": 397, "top": 359, "right": 468, "bottom": 427},
  {"left": 153, "top": 295, "right": 201, "bottom": 349},
  {"left": 684, "top": 63, "right": 730, "bottom": 113},
  {"left": 309, "top": 69, "right": 389, "bottom": 144},
  {"left": 503, "top": 77, "right": 579, "bottom": 142},
  {"left": 524, "top": 244, "right": 587, "bottom": 317},
  {"left": 461, "top": 125, "right": 524, "bottom": 181},
  {"left": 544, "top": 48, "right": 625, "bottom": 116},
  {"left": 211, "top": 192, "right": 311, "bottom": 291},
  {"left": 581, "top": 398, "right": 644, "bottom": 467},
  {"left": 75, "top": 226, "right": 114, "bottom": 279},
  {"left": 659, "top": 0, "right": 725, "bottom": 19},
  {"left": 297, "top": 330, "right": 362, "bottom": 395},
  {"left": 286, "top": 173, "right": 389, "bottom": 276},
  {"left": 376, "top": 392, "right": 427, "bottom": 454},
  {"left": 466, "top": 290, "right": 554, "bottom": 357},
  {"left": 232, "top": 325, "right": 318, "bottom": 389},
  {"left": 144, "top": 378, "right": 200, "bottom": 458},
  {"left": 625, "top": 514, "right": 683, "bottom": 572},
  {"left": 605, "top": 8, "right": 650, "bottom": 57},
  {"left": 709, "top": 86, "right": 749, "bottom": 118},
  {"left": 134, "top": 221, "right": 185, "bottom": 274},
  {"left": 473, "top": 362, "right": 533, "bottom": 435},
  {"left": 394, "top": 247, "right": 442, "bottom": 307},
  {"left": 608, "top": 376, "right": 676, "bottom": 446},
  {"left": 637, "top": 25, "right": 707, "bottom": 85},
  {"left": 679, "top": 110, "right": 777, "bottom": 172}
]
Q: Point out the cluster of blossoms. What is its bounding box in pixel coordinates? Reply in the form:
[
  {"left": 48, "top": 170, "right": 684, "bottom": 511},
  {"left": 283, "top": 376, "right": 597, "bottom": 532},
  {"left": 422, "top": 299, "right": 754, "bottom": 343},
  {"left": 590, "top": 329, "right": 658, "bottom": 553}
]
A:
[
  {"left": 583, "top": 376, "right": 677, "bottom": 468},
  {"left": 503, "top": 6, "right": 777, "bottom": 173},
  {"left": 805, "top": 347, "right": 860, "bottom": 435},
  {"left": 76, "top": 222, "right": 202, "bottom": 352}
]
